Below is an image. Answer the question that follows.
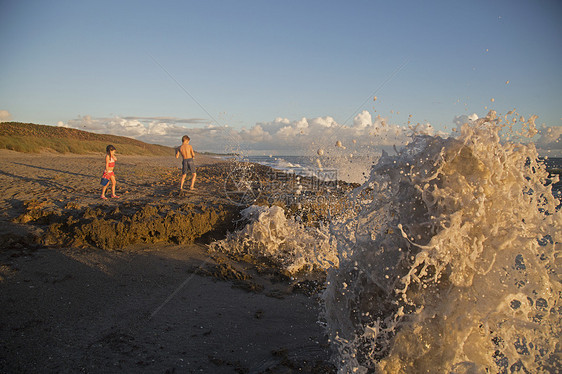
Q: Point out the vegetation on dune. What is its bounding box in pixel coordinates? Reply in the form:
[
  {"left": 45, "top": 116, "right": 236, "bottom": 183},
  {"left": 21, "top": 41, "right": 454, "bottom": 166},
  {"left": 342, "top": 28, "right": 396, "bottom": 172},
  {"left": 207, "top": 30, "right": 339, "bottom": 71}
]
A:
[{"left": 0, "top": 122, "right": 173, "bottom": 155}]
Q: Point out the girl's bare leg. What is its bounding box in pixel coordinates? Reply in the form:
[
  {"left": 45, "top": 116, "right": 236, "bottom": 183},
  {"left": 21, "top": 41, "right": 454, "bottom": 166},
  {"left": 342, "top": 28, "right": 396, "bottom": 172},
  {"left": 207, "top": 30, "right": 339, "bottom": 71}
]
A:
[{"left": 110, "top": 176, "right": 118, "bottom": 197}]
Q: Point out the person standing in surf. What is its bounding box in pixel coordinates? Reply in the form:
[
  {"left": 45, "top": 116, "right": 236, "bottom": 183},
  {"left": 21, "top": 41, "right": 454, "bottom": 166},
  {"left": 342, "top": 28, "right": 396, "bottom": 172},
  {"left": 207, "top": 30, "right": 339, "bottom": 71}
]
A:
[
  {"left": 101, "top": 145, "right": 119, "bottom": 199},
  {"left": 176, "top": 135, "right": 197, "bottom": 192}
]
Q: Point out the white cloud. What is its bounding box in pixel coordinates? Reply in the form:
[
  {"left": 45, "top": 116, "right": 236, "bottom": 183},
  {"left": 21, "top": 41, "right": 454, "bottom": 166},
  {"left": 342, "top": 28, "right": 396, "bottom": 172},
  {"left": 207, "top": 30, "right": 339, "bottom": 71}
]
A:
[
  {"left": 453, "top": 113, "right": 479, "bottom": 130},
  {"left": 537, "top": 126, "right": 562, "bottom": 146},
  {"left": 310, "top": 116, "right": 338, "bottom": 128},
  {"left": 0, "top": 110, "right": 12, "bottom": 122},
  {"left": 61, "top": 115, "right": 200, "bottom": 144},
  {"left": 231, "top": 111, "right": 412, "bottom": 153},
  {"left": 352, "top": 110, "right": 372, "bottom": 129},
  {"left": 64, "top": 115, "right": 110, "bottom": 132},
  {"left": 123, "top": 116, "right": 208, "bottom": 125},
  {"left": 535, "top": 126, "right": 562, "bottom": 156},
  {"left": 240, "top": 124, "right": 273, "bottom": 143}
]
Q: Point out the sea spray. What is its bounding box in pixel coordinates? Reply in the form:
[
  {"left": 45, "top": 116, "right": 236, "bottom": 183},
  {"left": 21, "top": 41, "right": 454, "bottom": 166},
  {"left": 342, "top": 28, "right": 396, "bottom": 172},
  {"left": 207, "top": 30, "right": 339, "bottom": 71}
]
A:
[
  {"left": 322, "top": 113, "right": 561, "bottom": 373},
  {"left": 209, "top": 205, "right": 339, "bottom": 275}
]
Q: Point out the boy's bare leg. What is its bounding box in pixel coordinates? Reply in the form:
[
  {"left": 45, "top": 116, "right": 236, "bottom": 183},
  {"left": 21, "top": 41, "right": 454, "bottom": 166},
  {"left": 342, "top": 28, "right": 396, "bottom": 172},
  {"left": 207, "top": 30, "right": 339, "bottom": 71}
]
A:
[
  {"left": 180, "top": 174, "right": 186, "bottom": 190},
  {"left": 190, "top": 173, "right": 197, "bottom": 190}
]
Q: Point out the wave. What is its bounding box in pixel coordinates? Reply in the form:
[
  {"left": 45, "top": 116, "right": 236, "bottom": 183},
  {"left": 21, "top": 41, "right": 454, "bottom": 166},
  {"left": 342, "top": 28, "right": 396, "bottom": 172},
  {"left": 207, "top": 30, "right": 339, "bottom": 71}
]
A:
[{"left": 322, "top": 111, "right": 561, "bottom": 372}]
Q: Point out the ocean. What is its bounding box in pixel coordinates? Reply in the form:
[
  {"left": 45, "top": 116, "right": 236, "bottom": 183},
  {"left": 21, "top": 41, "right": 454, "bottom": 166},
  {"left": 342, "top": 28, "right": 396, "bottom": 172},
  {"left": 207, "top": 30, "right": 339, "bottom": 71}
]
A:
[
  {"left": 243, "top": 154, "right": 562, "bottom": 198},
  {"left": 238, "top": 154, "right": 380, "bottom": 185},
  {"left": 213, "top": 119, "right": 561, "bottom": 373}
]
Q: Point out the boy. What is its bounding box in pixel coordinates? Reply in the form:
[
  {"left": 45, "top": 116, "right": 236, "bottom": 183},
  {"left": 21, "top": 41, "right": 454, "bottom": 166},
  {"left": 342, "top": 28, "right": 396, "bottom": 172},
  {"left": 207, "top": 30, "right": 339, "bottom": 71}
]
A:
[{"left": 176, "top": 135, "right": 197, "bottom": 191}]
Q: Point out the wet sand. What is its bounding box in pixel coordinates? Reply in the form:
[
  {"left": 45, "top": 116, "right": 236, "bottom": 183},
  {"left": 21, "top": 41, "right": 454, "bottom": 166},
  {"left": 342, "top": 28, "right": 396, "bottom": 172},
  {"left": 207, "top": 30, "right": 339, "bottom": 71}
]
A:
[{"left": 0, "top": 150, "right": 334, "bottom": 373}]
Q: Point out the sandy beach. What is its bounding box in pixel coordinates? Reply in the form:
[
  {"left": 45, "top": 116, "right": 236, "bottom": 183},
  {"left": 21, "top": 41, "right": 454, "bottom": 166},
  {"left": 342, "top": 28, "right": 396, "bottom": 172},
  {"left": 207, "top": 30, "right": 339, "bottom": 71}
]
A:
[{"left": 0, "top": 150, "right": 334, "bottom": 373}]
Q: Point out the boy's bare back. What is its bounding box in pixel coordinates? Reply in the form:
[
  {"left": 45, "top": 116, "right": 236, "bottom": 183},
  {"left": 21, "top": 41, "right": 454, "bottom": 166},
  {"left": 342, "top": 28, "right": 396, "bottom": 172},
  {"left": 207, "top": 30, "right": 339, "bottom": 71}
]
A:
[
  {"left": 176, "top": 136, "right": 195, "bottom": 160},
  {"left": 177, "top": 143, "right": 194, "bottom": 160}
]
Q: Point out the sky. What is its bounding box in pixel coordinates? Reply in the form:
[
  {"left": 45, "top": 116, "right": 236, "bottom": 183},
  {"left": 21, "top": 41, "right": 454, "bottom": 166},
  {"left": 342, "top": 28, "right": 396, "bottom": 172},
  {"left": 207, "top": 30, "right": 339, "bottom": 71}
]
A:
[{"left": 1, "top": 0, "right": 561, "bottom": 155}]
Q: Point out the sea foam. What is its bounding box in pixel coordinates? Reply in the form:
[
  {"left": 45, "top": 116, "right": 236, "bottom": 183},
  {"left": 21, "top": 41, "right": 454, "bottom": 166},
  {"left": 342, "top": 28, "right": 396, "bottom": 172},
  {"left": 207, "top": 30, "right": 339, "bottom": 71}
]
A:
[{"left": 209, "top": 205, "right": 338, "bottom": 275}]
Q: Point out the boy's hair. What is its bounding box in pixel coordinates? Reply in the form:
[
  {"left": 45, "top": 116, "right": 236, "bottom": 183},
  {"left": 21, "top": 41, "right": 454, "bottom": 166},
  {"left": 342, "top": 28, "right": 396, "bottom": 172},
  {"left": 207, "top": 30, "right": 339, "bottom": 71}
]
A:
[
  {"left": 182, "top": 135, "right": 190, "bottom": 142},
  {"left": 106, "top": 145, "right": 116, "bottom": 154}
]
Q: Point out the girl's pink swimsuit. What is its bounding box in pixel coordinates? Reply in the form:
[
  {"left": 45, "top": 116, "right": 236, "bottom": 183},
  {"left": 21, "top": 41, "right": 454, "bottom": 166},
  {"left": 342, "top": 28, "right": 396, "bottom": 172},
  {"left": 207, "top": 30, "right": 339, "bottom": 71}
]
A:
[{"left": 104, "top": 157, "right": 116, "bottom": 178}]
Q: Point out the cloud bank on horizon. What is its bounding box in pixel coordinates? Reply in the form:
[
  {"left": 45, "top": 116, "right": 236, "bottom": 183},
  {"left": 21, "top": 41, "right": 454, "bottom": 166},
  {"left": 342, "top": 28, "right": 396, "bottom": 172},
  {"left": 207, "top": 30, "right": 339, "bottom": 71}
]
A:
[
  {"left": 51, "top": 110, "right": 561, "bottom": 157},
  {"left": 1, "top": 108, "right": 557, "bottom": 157},
  {"left": 57, "top": 111, "right": 438, "bottom": 156}
]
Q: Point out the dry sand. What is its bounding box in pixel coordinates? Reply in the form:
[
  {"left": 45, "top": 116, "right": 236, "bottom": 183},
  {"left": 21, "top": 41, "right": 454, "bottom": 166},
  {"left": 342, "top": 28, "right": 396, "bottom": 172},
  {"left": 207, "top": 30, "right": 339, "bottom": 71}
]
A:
[{"left": 0, "top": 150, "right": 334, "bottom": 373}]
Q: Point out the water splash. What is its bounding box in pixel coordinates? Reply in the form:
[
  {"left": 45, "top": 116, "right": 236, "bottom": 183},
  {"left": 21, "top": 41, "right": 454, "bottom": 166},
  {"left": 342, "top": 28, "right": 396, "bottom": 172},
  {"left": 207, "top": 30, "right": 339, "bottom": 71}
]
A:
[
  {"left": 322, "top": 112, "right": 561, "bottom": 373},
  {"left": 209, "top": 205, "right": 338, "bottom": 275}
]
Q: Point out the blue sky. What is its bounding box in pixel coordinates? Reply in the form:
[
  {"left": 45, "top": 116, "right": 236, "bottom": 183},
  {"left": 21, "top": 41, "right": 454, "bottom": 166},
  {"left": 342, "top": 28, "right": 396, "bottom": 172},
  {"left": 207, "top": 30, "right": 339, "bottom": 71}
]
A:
[{"left": 1, "top": 0, "right": 561, "bottom": 153}]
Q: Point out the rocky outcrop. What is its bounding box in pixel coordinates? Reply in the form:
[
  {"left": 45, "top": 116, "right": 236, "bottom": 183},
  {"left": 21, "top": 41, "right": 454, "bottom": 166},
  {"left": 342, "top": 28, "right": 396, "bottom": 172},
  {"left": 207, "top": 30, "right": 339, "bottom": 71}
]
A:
[{"left": 15, "top": 199, "right": 240, "bottom": 250}]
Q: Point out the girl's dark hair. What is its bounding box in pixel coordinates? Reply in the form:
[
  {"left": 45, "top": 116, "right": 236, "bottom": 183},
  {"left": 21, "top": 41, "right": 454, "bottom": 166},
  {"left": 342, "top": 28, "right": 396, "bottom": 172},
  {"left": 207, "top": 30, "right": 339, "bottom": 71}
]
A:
[{"left": 106, "top": 145, "right": 116, "bottom": 154}]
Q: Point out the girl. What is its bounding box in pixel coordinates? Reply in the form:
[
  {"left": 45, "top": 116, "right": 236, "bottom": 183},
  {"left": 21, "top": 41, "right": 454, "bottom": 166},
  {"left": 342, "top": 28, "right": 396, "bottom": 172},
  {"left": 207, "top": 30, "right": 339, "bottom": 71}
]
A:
[{"left": 101, "top": 145, "right": 119, "bottom": 199}]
